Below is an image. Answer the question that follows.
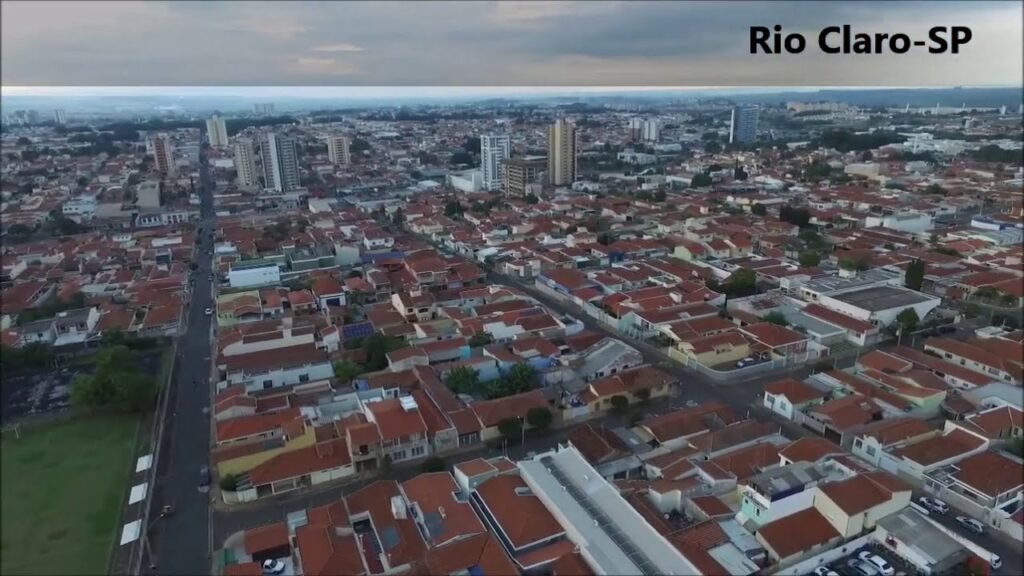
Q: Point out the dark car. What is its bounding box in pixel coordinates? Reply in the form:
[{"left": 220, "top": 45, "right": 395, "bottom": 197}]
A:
[
  {"left": 937, "top": 325, "right": 957, "bottom": 334},
  {"left": 198, "top": 466, "right": 211, "bottom": 492}
]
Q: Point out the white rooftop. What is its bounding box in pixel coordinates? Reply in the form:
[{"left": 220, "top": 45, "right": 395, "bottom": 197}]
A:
[{"left": 518, "top": 446, "right": 699, "bottom": 576}]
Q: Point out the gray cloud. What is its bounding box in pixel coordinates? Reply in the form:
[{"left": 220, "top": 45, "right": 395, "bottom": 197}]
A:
[{"left": 1, "top": 0, "right": 1020, "bottom": 87}]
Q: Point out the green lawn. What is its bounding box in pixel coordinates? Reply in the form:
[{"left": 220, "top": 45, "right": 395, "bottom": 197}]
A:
[{"left": 1, "top": 415, "right": 139, "bottom": 575}]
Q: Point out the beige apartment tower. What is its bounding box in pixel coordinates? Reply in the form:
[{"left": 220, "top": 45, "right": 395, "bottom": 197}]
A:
[
  {"left": 546, "top": 119, "right": 577, "bottom": 186},
  {"left": 233, "top": 138, "right": 259, "bottom": 189},
  {"left": 327, "top": 134, "right": 351, "bottom": 165},
  {"left": 150, "top": 134, "right": 175, "bottom": 175}
]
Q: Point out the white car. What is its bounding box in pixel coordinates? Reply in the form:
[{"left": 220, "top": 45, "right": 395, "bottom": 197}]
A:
[
  {"left": 858, "top": 551, "right": 895, "bottom": 576},
  {"left": 956, "top": 515, "right": 985, "bottom": 534},
  {"left": 813, "top": 567, "right": 840, "bottom": 576},
  {"left": 204, "top": 307, "right": 213, "bottom": 316},
  {"left": 262, "top": 559, "right": 286, "bottom": 574},
  {"left": 918, "top": 496, "right": 949, "bottom": 514},
  {"left": 990, "top": 554, "right": 1002, "bottom": 569},
  {"left": 846, "top": 559, "right": 880, "bottom": 576}
]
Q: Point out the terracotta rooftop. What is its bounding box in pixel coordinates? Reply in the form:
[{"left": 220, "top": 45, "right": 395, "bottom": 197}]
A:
[
  {"left": 757, "top": 508, "right": 840, "bottom": 560},
  {"left": 474, "top": 473, "right": 564, "bottom": 551},
  {"left": 952, "top": 451, "right": 1023, "bottom": 498},
  {"left": 764, "top": 378, "right": 826, "bottom": 405}
]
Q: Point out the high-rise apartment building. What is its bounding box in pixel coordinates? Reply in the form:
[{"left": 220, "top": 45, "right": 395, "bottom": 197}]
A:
[
  {"left": 53, "top": 109, "right": 66, "bottom": 125},
  {"left": 327, "top": 134, "right": 351, "bottom": 165},
  {"left": 253, "top": 103, "right": 276, "bottom": 116},
  {"left": 641, "top": 119, "right": 660, "bottom": 142},
  {"left": 233, "top": 138, "right": 260, "bottom": 189},
  {"left": 480, "top": 133, "right": 511, "bottom": 192},
  {"left": 629, "top": 117, "right": 642, "bottom": 141},
  {"left": 729, "top": 106, "right": 760, "bottom": 144},
  {"left": 260, "top": 132, "right": 301, "bottom": 192},
  {"left": 206, "top": 115, "right": 229, "bottom": 147},
  {"left": 149, "top": 134, "right": 175, "bottom": 175},
  {"left": 546, "top": 119, "right": 578, "bottom": 186}
]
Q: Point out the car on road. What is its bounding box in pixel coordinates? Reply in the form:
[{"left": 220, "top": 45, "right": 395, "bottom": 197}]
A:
[
  {"left": 918, "top": 496, "right": 949, "bottom": 514},
  {"left": 846, "top": 559, "right": 880, "bottom": 576},
  {"left": 813, "top": 567, "right": 840, "bottom": 576},
  {"left": 262, "top": 559, "right": 286, "bottom": 574},
  {"left": 204, "top": 307, "right": 213, "bottom": 316},
  {"left": 956, "top": 515, "right": 985, "bottom": 534},
  {"left": 198, "top": 466, "right": 211, "bottom": 493},
  {"left": 990, "top": 554, "right": 1002, "bottom": 569},
  {"left": 858, "top": 551, "right": 895, "bottom": 576}
]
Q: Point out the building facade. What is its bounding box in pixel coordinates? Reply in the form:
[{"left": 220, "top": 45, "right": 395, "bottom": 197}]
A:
[
  {"left": 260, "top": 132, "right": 301, "bottom": 192},
  {"left": 327, "top": 134, "right": 351, "bottom": 166},
  {"left": 547, "top": 119, "right": 578, "bottom": 186},
  {"left": 730, "top": 106, "right": 760, "bottom": 144},
  {"left": 207, "top": 115, "right": 229, "bottom": 147},
  {"left": 233, "top": 138, "right": 260, "bottom": 189},
  {"left": 480, "top": 133, "right": 511, "bottom": 192}
]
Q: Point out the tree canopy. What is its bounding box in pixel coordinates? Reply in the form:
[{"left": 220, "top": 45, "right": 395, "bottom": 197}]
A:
[
  {"left": 905, "top": 259, "right": 926, "bottom": 291},
  {"left": 71, "top": 346, "right": 157, "bottom": 413}
]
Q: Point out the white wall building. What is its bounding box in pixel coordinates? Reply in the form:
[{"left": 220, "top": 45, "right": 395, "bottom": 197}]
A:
[
  {"left": 228, "top": 262, "right": 281, "bottom": 289},
  {"left": 864, "top": 212, "right": 934, "bottom": 234},
  {"left": 480, "top": 133, "right": 511, "bottom": 192},
  {"left": 206, "top": 115, "right": 229, "bottom": 147},
  {"left": 327, "top": 134, "right": 351, "bottom": 166},
  {"left": 233, "top": 138, "right": 260, "bottom": 190},
  {"left": 260, "top": 132, "right": 300, "bottom": 192}
]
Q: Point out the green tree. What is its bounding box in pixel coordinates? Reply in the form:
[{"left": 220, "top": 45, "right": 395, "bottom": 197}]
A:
[
  {"left": 905, "top": 259, "right": 926, "bottom": 291},
  {"left": 333, "top": 360, "right": 364, "bottom": 384},
  {"left": 690, "top": 173, "right": 713, "bottom": 188},
  {"left": 751, "top": 203, "right": 767, "bottom": 216},
  {"left": 419, "top": 456, "right": 447, "bottom": 473},
  {"left": 71, "top": 345, "right": 156, "bottom": 413},
  {"left": 449, "top": 151, "right": 473, "bottom": 166},
  {"left": 444, "top": 201, "right": 465, "bottom": 218},
  {"left": 763, "top": 311, "right": 790, "bottom": 326},
  {"left": 610, "top": 395, "right": 629, "bottom": 413},
  {"left": 525, "top": 407, "right": 553, "bottom": 431},
  {"left": 973, "top": 286, "right": 1000, "bottom": 301},
  {"left": 362, "top": 334, "right": 405, "bottom": 371},
  {"left": 779, "top": 205, "right": 811, "bottom": 227},
  {"left": 704, "top": 141, "right": 721, "bottom": 154},
  {"left": 468, "top": 332, "right": 493, "bottom": 347},
  {"left": 924, "top": 183, "right": 947, "bottom": 196},
  {"left": 219, "top": 473, "right": 239, "bottom": 492},
  {"left": 503, "top": 363, "right": 536, "bottom": 394},
  {"left": 723, "top": 268, "right": 758, "bottom": 297},
  {"left": 524, "top": 193, "right": 540, "bottom": 204},
  {"left": 894, "top": 308, "right": 920, "bottom": 335},
  {"left": 798, "top": 252, "right": 821, "bottom": 267},
  {"left": 652, "top": 190, "right": 667, "bottom": 202},
  {"left": 999, "top": 293, "right": 1018, "bottom": 307},
  {"left": 497, "top": 417, "right": 523, "bottom": 443},
  {"left": 350, "top": 138, "right": 371, "bottom": 153},
  {"left": 635, "top": 388, "right": 651, "bottom": 403},
  {"left": 445, "top": 366, "right": 480, "bottom": 395}
]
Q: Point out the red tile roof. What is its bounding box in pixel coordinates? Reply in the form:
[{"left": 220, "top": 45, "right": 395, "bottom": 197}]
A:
[
  {"left": 474, "top": 474, "right": 564, "bottom": 550},
  {"left": 757, "top": 508, "right": 840, "bottom": 560},
  {"left": 764, "top": 378, "right": 826, "bottom": 405}
]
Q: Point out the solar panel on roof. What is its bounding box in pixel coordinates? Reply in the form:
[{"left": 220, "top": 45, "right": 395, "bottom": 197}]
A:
[
  {"left": 342, "top": 322, "right": 376, "bottom": 341},
  {"left": 423, "top": 511, "right": 445, "bottom": 541}
]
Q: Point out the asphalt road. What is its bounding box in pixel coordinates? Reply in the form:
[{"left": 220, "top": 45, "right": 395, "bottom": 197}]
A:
[
  {"left": 912, "top": 491, "right": 1023, "bottom": 576},
  {"left": 144, "top": 142, "right": 216, "bottom": 576}
]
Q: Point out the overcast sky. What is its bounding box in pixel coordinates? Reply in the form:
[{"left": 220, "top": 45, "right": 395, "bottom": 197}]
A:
[{"left": 2, "top": 1, "right": 1021, "bottom": 90}]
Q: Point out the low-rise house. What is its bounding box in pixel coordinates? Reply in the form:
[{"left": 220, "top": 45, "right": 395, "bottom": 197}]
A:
[
  {"left": 755, "top": 508, "right": 841, "bottom": 567},
  {"left": 889, "top": 428, "right": 989, "bottom": 479},
  {"left": 801, "top": 394, "right": 883, "bottom": 446},
  {"left": 365, "top": 396, "right": 431, "bottom": 464},
  {"left": 579, "top": 365, "right": 674, "bottom": 414},
  {"left": 470, "top": 390, "right": 551, "bottom": 442},
  {"left": 850, "top": 417, "right": 938, "bottom": 470},
  {"left": 924, "top": 337, "right": 1023, "bottom": 385},
  {"left": 639, "top": 402, "right": 741, "bottom": 450},
  {"left": 813, "top": 471, "right": 912, "bottom": 537},
  {"left": 763, "top": 378, "right": 826, "bottom": 420},
  {"left": 219, "top": 343, "right": 334, "bottom": 393}
]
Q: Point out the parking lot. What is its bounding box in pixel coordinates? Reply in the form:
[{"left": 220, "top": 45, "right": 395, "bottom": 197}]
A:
[{"left": 818, "top": 543, "right": 914, "bottom": 576}]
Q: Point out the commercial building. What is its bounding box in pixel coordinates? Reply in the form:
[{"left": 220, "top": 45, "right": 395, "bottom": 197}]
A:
[
  {"left": 136, "top": 180, "right": 161, "bottom": 209},
  {"left": 149, "top": 134, "right": 175, "bottom": 175},
  {"left": 228, "top": 260, "right": 282, "bottom": 289},
  {"left": 729, "top": 106, "right": 759, "bottom": 144},
  {"left": 327, "top": 134, "right": 350, "bottom": 166},
  {"left": 502, "top": 156, "right": 545, "bottom": 197},
  {"left": 547, "top": 119, "right": 578, "bottom": 186},
  {"left": 260, "top": 132, "right": 301, "bottom": 192},
  {"left": 206, "top": 115, "right": 229, "bottom": 147},
  {"left": 480, "top": 133, "right": 511, "bottom": 192},
  {"left": 233, "top": 138, "right": 260, "bottom": 190}
]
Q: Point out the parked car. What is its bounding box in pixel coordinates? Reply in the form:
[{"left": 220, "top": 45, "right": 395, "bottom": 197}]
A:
[
  {"left": 918, "top": 496, "right": 949, "bottom": 514},
  {"left": 846, "top": 559, "right": 880, "bottom": 576},
  {"left": 735, "top": 357, "right": 754, "bottom": 368},
  {"left": 813, "top": 567, "right": 840, "bottom": 576},
  {"left": 198, "top": 466, "right": 211, "bottom": 493},
  {"left": 990, "top": 554, "right": 1002, "bottom": 569},
  {"left": 262, "top": 559, "right": 286, "bottom": 574},
  {"left": 937, "top": 325, "right": 957, "bottom": 334},
  {"left": 204, "top": 307, "right": 213, "bottom": 316},
  {"left": 858, "top": 551, "right": 895, "bottom": 576},
  {"left": 956, "top": 515, "right": 985, "bottom": 534}
]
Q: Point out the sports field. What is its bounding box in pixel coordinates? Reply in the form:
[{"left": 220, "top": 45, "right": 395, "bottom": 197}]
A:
[{"left": 1, "top": 415, "right": 139, "bottom": 575}]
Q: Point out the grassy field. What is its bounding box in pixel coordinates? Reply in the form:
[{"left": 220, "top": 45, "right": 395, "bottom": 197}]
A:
[{"left": 1, "top": 415, "right": 139, "bottom": 575}]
